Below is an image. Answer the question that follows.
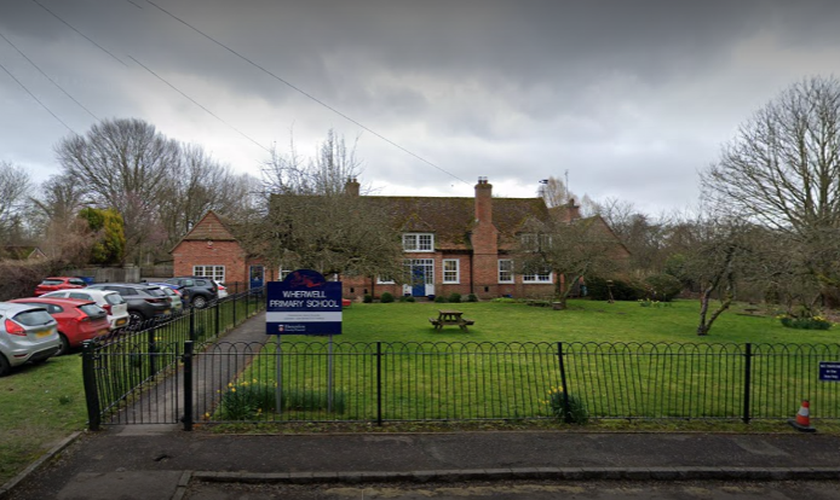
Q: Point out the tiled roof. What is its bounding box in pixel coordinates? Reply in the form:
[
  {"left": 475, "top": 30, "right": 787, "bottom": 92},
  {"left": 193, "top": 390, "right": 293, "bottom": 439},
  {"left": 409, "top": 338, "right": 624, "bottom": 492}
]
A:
[
  {"left": 363, "top": 196, "right": 551, "bottom": 250},
  {"left": 180, "top": 212, "right": 237, "bottom": 242}
]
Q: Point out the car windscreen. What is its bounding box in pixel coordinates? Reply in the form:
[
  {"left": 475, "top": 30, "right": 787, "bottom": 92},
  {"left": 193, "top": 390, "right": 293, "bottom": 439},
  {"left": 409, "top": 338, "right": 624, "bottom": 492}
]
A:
[
  {"left": 105, "top": 293, "right": 126, "bottom": 305},
  {"left": 79, "top": 304, "right": 107, "bottom": 318},
  {"left": 13, "top": 309, "right": 55, "bottom": 326},
  {"left": 143, "top": 287, "right": 167, "bottom": 297},
  {"left": 161, "top": 288, "right": 176, "bottom": 297},
  {"left": 40, "top": 279, "right": 63, "bottom": 286}
]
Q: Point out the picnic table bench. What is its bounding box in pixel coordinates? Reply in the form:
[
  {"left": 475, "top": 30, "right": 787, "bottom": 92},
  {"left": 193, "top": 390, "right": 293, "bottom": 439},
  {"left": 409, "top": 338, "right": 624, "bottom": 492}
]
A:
[{"left": 429, "top": 310, "right": 475, "bottom": 331}]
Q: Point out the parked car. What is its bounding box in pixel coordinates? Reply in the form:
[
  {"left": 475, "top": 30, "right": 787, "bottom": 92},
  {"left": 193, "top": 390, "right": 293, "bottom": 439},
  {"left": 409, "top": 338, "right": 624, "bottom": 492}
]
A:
[
  {"left": 87, "top": 283, "right": 172, "bottom": 325},
  {"left": 9, "top": 297, "right": 110, "bottom": 355},
  {"left": 40, "top": 289, "right": 130, "bottom": 330},
  {"left": 34, "top": 276, "right": 87, "bottom": 296},
  {"left": 164, "top": 277, "right": 218, "bottom": 309},
  {"left": 214, "top": 280, "right": 229, "bottom": 299},
  {"left": 0, "top": 302, "right": 61, "bottom": 376},
  {"left": 145, "top": 283, "right": 184, "bottom": 316}
]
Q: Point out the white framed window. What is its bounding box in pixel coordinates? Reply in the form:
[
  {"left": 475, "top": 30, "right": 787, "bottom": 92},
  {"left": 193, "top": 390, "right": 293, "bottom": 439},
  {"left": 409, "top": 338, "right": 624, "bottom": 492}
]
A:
[
  {"left": 193, "top": 265, "right": 225, "bottom": 282},
  {"left": 523, "top": 269, "right": 552, "bottom": 283},
  {"left": 443, "top": 259, "right": 459, "bottom": 284},
  {"left": 278, "top": 267, "right": 293, "bottom": 281},
  {"left": 521, "top": 233, "right": 551, "bottom": 251},
  {"left": 498, "top": 259, "right": 514, "bottom": 283},
  {"left": 402, "top": 233, "right": 434, "bottom": 252},
  {"left": 377, "top": 276, "right": 395, "bottom": 284}
]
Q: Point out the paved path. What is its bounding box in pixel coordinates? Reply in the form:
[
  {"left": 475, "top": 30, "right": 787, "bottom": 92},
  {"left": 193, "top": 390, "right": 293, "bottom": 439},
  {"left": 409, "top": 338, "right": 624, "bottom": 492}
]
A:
[{"left": 110, "top": 310, "right": 269, "bottom": 427}]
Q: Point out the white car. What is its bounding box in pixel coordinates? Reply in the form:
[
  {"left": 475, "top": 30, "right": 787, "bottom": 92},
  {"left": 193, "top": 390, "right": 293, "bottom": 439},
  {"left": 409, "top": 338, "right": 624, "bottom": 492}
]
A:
[
  {"left": 41, "top": 289, "right": 130, "bottom": 330},
  {"left": 214, "top": 280, "right": 229, "bottom": 299}
]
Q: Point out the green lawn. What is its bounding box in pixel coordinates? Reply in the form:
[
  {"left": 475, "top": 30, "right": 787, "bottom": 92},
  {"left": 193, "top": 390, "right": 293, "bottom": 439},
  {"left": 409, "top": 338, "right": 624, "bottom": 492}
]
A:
[{"left": 2, "top": 298, "right": 837, "bottom": 485}]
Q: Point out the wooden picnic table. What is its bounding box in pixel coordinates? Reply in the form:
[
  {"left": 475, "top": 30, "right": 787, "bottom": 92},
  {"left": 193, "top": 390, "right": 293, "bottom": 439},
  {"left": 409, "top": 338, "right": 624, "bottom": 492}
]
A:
[{"left": 429, "top": 309, "right": 475, "bottom": 331}]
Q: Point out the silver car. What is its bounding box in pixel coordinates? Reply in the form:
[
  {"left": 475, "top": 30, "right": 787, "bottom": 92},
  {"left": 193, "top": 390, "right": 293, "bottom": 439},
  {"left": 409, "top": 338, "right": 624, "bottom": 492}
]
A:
[
  {"left": 40, "top": 289, "right": 131, "bottom": 330},
  {"left": 0, "top": 302, "right": 61, "bottom": 376}
]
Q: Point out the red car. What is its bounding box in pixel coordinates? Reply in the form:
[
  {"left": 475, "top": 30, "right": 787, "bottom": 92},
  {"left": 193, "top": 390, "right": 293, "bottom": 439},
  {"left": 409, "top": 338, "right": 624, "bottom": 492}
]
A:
[
  {"left": 34, "top": 277, "right": 88, "bottom": 296},
  {"left": 9, "top": 297, "right": 110, "bottom": 355}
]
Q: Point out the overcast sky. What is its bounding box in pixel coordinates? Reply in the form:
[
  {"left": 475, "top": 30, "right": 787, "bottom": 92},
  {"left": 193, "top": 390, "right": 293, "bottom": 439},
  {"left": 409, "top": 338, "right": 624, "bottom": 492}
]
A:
[{"left": 2, "top": 0, "right": 839, "bottom": 215}]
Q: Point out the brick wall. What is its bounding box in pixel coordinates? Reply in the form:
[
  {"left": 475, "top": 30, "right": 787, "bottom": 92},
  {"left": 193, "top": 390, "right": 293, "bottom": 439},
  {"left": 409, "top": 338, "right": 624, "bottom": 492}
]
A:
[{"left": 172, "top": 240, "right": 247, "bottom": 283}]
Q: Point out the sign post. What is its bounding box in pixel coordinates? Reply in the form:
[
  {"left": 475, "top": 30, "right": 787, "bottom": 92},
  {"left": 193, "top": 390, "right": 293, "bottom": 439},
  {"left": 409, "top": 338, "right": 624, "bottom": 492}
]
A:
[{"left": 266, "top": 270, "right": 343, "bottom": 414}]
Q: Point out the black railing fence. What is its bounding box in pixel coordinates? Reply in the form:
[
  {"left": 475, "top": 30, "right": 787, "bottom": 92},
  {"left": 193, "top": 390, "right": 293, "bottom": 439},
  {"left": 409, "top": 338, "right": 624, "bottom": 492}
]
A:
[
  {"left": 82, "top": 287, "right": 265, "bottom": 429},
  {"left": 84, "top": 314, "right": 840, "bottom": 429}
]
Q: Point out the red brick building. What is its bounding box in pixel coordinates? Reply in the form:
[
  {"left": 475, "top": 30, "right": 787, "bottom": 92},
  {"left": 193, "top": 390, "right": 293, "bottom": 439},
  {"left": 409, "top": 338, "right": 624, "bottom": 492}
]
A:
[
  {"left": 172, "top": 178, "right": 628, "bottom": 300},
  {"left": 171, "top": 211, "right": 266, "bottom": 291}
]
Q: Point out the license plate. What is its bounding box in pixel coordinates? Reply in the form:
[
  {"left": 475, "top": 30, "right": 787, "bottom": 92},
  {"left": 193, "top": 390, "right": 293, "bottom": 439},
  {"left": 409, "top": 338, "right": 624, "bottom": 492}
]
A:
[
  {"left": 164, "top": 309, "right": 171, "bottom": 315},
  {"left": 116, "top": 318, "right": 128, "bottom": 327},
  {"left": 36, "top": 328, "right": 54, "bottom": 338},
  {"left": 98, "top": 329, "right": 109, "bottom": 336}
]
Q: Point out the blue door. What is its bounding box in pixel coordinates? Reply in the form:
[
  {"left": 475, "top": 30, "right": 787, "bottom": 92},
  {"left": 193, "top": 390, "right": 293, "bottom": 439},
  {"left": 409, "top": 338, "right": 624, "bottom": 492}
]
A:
[
  {"left": 249, "top": 265, "right": 264, "bottom": 289},
  {"left": 411, "top": 266, "right": 425, "bottom": 297}
]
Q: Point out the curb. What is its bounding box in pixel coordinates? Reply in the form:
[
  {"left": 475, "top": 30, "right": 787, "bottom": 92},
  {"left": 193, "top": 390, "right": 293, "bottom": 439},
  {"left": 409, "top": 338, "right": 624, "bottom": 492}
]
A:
[
  {"left": 0, "top": 431, "right": 83, "bottom": 498},
  {"left": 189, "top": 466, "right": 840, "bottom": 486}
]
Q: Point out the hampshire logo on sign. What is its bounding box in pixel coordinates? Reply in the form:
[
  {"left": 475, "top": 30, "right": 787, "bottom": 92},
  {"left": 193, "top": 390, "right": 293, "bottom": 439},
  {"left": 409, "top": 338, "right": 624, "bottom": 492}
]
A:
[{"left": 266, "top": 269, "right": 342, "bottom": 335}]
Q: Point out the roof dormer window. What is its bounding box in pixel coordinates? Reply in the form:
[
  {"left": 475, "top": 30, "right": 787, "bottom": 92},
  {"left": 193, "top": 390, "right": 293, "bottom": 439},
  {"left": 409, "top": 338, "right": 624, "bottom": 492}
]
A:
[{"left": 403, "top": 233, "right": 434, "bottom": 252}]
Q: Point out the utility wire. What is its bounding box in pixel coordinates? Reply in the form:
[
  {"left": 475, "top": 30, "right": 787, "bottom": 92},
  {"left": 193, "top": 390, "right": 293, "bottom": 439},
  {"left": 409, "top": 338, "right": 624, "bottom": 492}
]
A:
[
  {"left": 29, "top": 0, "right": 127, "bottom": 67},
  {"left": 0, "top": 30, "right": 99, "bottom": 122},
  {"left": 128, "top": 55, "right": 271, "bottom": 154},
  {"left": 145, "top": 0, "right": 470, "bottom": 186},
  {"left": 0, "top": 59, "right": 74, "bottom": 133}
]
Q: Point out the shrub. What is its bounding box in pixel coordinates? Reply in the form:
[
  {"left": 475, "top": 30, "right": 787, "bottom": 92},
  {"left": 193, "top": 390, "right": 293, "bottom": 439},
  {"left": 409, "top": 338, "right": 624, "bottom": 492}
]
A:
[
  {"left": 643, "top": 273, "right": 683, "bottom": 302},
  {"left": 467, "top": 293, "right": 478, "bottom": 302},
  {"left": 434, "top": 295, "right": 448, "bottom": 303},
  {"left": 586, "top": 277, "right": 644, "bottom": 301},
  {"left": 544, "top": 386, "right": 588, "bottom": 424},
  {"left": 448, "top": 292, "right": 461, "bottom": 303},
  {"left": 363, "top": 294, "right": 373, "bottom": 303},
  {"left": 380, "top": 292, "right": 394, "bottom": 303},
  {"left": 216, "top": 381, "right": 275, "bottom": 420},
  {"left": 778, "top": 314, "right": 832, "bottom": 330},
  {"left": 399, "top": 295, "right": 416, "bottom": 303}
]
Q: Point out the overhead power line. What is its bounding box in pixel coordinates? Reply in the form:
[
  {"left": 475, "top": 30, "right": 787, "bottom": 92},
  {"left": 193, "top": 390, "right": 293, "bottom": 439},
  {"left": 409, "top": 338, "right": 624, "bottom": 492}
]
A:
[
  {"left": 145, "top": 0, "right": 470, "bottom": 186},
  {"left": 29, "top": 0, "right": 127, "bottom": 67},
  {"left": 128, "top": 55, "right": 271, "bottom": 154},
  {"left": 0, "top": 59, "right": 74, "bottom": 133},
  {"left": 0, "top": 30, "right": 99, "bottom": 122}
]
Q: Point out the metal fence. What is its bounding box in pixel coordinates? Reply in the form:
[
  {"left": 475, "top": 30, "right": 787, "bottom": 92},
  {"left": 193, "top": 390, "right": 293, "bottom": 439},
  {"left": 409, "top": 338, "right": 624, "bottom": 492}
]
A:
[
  {"left": 83, "top": 320, "right": 840, "bottom": 429},
  {"left": 82, "top": 287, "right": 266, "bottom": 429}
]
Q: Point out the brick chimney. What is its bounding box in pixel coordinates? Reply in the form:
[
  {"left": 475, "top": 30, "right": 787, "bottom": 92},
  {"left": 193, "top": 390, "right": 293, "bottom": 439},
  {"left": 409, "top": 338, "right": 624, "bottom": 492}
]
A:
[
  {"left": 344, "top": 177, "right": 360, "bottom": 196},
  {"left": 565, "top": 198, "right": 581, "bottom": 221},
  {"left": 474, "top": 176, "right": 492, "bottom": 224},
  {"left": 472, "top": 177, "right": 499, "bottom": 298}
]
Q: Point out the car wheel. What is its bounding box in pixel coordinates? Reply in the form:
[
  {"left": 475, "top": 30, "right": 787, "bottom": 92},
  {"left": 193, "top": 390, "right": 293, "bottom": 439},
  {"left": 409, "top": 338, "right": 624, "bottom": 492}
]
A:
[
  {"left": 0, "top": 354, "right": 10, "bottom": 377},
  {"left": 56, "top": 333, "right": 71, "bottom": 356},
  {"left": 192, "top": 295, "right": 207, "bottom": 309},
  {"left": 129, "top": 310, "right": 146, "bottom": 325}
]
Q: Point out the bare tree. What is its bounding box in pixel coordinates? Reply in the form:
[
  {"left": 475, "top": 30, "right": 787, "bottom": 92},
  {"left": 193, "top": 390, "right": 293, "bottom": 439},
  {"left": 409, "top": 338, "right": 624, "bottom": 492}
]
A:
[
  {"left": 245, "top": 129, "right": 401, "bottom": 279},
  {"left": 515, "top": 213, "right": 629, "bottom": 309},
  {"left": 55, "top": 118, "right": 179, "bottom": 263},
  {"left": 0, "top": 161, "right": 31, "bottom": 242},
  {"left": 702, "top": 76, "right": 840, "bottom": 304},
  {"left": 29, "top": 172, "right": 89, "bottom": 235}
]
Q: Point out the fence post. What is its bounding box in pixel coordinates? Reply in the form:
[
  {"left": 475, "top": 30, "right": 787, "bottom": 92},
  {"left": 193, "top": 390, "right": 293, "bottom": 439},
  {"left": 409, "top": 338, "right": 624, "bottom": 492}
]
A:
[
  {"left": 376, "top": 342, "right": 383, "bottom": 426},
  {"left": 182, "top": 340, "right": 194, "bottom": 431},
  {"left": 215, "top": 298, "right": 221, "bottom": 337},
  {"left": 743, "top": 343, "right": 752, "bottom": 424},
  {"left": 82, "top": 341, "right": 102, "bottom": 431},
  {"left": 189, "top": 308, "right": 195, "bottom": 342},
  {"left": 556, "top": 342, "right": 572, "bottom": 424},
  {"left": 233, "top": 293, "right": 237, "bottom": 326},
  {"left": 148, "top": 327, "right": 157, "bottom": 376}
]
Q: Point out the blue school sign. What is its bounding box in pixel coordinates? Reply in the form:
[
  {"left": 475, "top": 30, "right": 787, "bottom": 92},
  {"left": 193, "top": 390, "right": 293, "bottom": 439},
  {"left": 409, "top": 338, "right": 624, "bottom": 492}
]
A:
[{"left": 266, "top": 269, "right": 342, "bottom": 335}]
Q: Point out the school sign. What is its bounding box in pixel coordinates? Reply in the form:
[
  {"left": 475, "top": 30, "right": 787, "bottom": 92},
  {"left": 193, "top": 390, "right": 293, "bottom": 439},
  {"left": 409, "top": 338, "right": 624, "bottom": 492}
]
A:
[{"left": 266, "top": 269, "right": 342, "bottom": 335}]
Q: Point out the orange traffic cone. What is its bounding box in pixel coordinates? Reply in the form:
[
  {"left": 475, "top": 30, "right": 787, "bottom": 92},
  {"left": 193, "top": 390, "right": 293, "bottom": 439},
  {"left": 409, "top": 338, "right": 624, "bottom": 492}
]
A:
[{"left": 788, "top": 399, "right": 816, "bottom": 433}]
